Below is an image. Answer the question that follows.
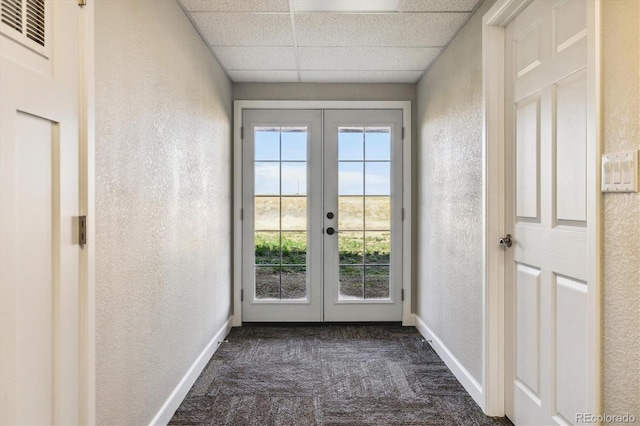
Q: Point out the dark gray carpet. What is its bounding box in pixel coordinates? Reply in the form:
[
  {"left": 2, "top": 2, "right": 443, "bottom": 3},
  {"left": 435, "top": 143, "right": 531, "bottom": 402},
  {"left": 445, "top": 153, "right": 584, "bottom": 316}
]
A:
[{"left": 169, "top": 324, "right": 512, "bottom": 426}]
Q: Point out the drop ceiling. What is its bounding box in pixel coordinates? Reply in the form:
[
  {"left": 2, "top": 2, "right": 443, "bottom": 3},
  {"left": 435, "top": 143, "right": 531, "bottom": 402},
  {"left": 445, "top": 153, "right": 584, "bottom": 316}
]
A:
[{"left": 178, "top": 0, "right": 481, "bottom": 83}]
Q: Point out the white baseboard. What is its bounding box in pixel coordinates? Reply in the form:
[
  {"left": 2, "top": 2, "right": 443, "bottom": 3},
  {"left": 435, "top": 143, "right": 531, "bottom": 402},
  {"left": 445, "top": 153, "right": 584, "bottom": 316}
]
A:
[
  {"left": 150, "top": 316, "right": 234, "bottom": 426},
  {"left": 413, "top": 314, "right": 484, "bottom": 409}
]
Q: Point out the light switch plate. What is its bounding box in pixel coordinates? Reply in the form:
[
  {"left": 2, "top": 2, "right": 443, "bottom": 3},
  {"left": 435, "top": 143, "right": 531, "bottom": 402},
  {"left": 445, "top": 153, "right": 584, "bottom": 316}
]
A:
[{"left": 601, "top": 150, "right": 638, "bottom": 192}]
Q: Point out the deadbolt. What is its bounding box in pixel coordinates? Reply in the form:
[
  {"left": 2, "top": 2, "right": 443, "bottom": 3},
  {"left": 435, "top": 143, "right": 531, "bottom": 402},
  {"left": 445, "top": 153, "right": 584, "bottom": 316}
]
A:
[
  {"left": 327, "top": 212, "right": 334, "bottom": 219},
  {"left": 499, "top": 234, "right": 513, "bottom": 248}
]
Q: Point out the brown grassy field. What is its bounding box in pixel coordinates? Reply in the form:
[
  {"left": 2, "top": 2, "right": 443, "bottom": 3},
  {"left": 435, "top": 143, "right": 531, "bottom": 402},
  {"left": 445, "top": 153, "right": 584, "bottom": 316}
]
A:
[{"left": 254, "top": 195, "right": 391, "bottom": 231}]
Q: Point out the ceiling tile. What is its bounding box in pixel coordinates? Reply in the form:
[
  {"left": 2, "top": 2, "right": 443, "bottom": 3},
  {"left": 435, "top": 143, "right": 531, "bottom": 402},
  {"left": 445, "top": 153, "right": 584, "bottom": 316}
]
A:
[
  {"left": 228, "top": 70, "right": 299, "bottom": 82},
  {"left": 180, "top": 0, "right": 289, "bottom": 12},
  {"left": 300, "top": 70, "right": 423, "bottom": 83},
  {"left": 213, "top": 47, "right": 297, "bottom": 70},
  {"left": 294, "top": 12, "right": 470, "bottom": 47},
  {"left": 191, "top": 12, "right": 294, "bottom": 46},
  {"left": 400, "top": 0, "right": 480, "bottom": 12},
  {"left": 298, "top": 46, "right": 440, "bottom": 70}
]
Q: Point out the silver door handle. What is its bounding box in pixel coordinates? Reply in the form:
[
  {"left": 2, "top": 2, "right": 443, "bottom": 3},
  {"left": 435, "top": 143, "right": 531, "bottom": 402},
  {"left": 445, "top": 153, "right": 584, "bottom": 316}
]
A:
[{"left": 499, "top": 234, "right": 512, "bottom": 248}]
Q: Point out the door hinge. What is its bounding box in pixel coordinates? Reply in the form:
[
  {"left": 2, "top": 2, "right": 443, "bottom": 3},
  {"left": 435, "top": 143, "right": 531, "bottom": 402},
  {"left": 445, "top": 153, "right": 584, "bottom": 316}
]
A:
[
  {"left": 240, "top": 208, "right": 243, "bottom": 220},
  {"left": 402, "top": 127, "right": 405, "bottom": 140},
  {"left": 401, "top": 289, "right": 405, "bottom": 301},
  {"left": 78, "top": 0, "right": 87, "bottom": 6},
  {"left": 241, "top": 127, "right": 244, "bottom": 139},
  {"left": 401, "top": 208, "right": 405, "bottom": 221},
  {"left": 79, "top": 215, "right": 87, "bottom": 247},
  {"left": 241, "top": 289, "right": 244, "bottom": 302}
]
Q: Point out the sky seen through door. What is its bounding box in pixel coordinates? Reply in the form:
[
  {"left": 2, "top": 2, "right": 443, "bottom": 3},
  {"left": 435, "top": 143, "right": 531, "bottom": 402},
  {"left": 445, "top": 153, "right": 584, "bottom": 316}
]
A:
[{"left": 255, "top": 128, "right": 391, "bottom": 195}]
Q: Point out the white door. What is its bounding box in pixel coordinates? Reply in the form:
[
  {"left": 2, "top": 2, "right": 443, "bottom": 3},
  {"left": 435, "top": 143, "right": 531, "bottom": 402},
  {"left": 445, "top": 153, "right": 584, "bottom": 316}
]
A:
[
  {"left": 1, "top": 0, "right": 85, "bottom": 424},
  {"left": 241, "top": 109, "right": 403, "bottom": 322},
  {"left": 242, "top": 110, "right": 324, "bottom": 322},
  {"left": 323, "top": 110, "right": 403, "bottom": 321},
  {"left": 505, "top": 1, "right": 589, "bottom": 425}
]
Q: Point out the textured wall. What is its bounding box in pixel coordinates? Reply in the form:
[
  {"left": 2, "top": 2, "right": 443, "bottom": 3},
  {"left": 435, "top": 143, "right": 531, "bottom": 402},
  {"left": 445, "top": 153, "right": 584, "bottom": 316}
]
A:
[
  {"left": 232, "top": 82, "right": 416, "bottom": 102},
  {"left": 94, "top": 0, "right": 232, "bottom": 424},
  {"left": 415, "top": 0, "right": 495, "bottom": 384},
  {"left": 602, "top": 0, "right": 640, "bottom": 418}
]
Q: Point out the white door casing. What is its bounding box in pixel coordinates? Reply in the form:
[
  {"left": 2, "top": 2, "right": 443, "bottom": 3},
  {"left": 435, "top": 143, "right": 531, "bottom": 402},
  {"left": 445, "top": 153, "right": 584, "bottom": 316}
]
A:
[
  {"left": 238, "top": 105, "right": 410, "bottom": 323},
  {"left": 482, "top": 0, "right": 600, "bottom": 420},
  {"left": 504, "top": 0, "right": 595, "bottom": 424},
  {"left": 0, "top": 0, "right": 94, "bottom": 424}
]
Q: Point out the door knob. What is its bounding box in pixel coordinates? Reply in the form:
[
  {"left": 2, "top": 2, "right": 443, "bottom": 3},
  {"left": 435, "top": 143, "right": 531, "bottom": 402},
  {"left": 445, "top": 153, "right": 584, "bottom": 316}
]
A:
[{"left": 499, "top": 234, "right": 512, "bottom": 248}]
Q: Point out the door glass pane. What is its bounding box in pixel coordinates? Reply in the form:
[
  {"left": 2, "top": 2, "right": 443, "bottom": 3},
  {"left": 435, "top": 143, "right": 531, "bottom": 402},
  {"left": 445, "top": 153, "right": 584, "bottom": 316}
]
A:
[
  {"left": 254, "top": 127, "right": 308, "bottom": 300},
  {"left": 255, "top": 197, "right": 279, "bottom": 231},
  {"left": 281, "top": 266, "right": 306, "bottom": 299},
  {"left": 281, "top": 127, "right": 307, "bottom": 161},
  {"left": 255, "top": 266, "right": 281, "bottom": 299},
  {"left": 338, "top": 127, "right": 363, "bottom": 160},
  {"left": 364, "top": 196, "right": 390, "bottom": 230},
  {"left": 338, "top": 162, "right": 363, "bottom": 195},
  {"left": 339, "top": 265, "right": 363, "bottom": 299},
  {"left": 254, "top": 232, "right": 280, "bottom": 265},
  {"left": 339, "top": 232, "right": 363, "bottom": 264},
  {"left": 255, "top": 162, "right": 279, "bottom": 195},
  {"left": 364, "top": 231, "right": 390, "bottom": 265},
  {"left": 365, "top": 162, "right": 390, "bottom": 195},
  {"left": 364, "top": 266, "right": 390, "bottom": 299},
  {"left": 255, "top": 128, "right": 280, "bottom": 161},
  {"left": 281, "top": 197, "right": 306, "bottom": 231},
  {"left": 365, "top": 128, "right": 390, "bottom": 161},
  {"left": 281, "top": 232, "right": 307, "bottom": 265},
  {"left": 338, "top": 196, "right": 363, "bottom": 230},
  {"left": 281, "top": 162, "right": 307, "bottom": 195}
]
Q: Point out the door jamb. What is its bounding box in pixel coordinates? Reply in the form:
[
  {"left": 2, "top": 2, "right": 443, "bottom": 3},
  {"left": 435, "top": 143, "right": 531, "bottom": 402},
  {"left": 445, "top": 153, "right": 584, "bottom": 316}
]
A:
[
  {"left": 79, "top": 2, "right": 96, "bottom": 423},
  {"left": 232, "top": 100, "right": 413, "bottom": 327},
  {"left": 481, "top": 0, "right": 601, "bottom": 416}
]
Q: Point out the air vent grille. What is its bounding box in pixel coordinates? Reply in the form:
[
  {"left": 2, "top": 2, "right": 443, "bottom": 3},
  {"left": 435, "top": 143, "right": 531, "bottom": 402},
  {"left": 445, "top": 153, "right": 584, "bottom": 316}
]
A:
[
  {"left": 1, "top": 0, "right": 22, "bottom": 33},
  {"left": 25, "top": 0, "right": 44, "bottom": 46},
  {"left": 1, "top": 0, "right": 46, "bottom": 50}
]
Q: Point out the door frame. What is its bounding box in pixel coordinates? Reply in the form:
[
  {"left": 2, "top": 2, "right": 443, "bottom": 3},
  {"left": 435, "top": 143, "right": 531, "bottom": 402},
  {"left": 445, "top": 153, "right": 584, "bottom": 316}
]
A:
[
  {"left": 481, "top": 0, "right": 601, "bottom": 417},
  {"left": 80, "top": 2, "right": 96, "bottom": 423},
  {"left": 233, "top": 100, "right": 413, "bottom": 326}
]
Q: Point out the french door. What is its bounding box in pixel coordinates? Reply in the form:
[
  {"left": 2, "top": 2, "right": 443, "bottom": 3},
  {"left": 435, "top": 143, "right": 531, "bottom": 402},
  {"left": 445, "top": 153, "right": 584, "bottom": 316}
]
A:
[{"left": 241, "top": 109, "right": 403, "bottom": 322}]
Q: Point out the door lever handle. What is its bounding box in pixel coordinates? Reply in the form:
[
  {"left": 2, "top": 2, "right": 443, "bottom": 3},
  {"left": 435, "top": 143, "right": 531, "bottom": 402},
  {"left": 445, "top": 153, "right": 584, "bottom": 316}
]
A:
[
  {"left": 499, "top": 234, "right": 513, "bottom": 248},
  {"left": 326, "top": 227, "right": 340, "bottom": 235}
]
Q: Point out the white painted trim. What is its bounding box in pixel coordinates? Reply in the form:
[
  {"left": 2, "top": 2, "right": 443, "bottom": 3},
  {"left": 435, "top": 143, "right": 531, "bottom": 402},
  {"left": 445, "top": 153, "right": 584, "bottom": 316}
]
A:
[
  {"left": 233, "top": 100, "right": 413, "bottom": 326},
  {"left": 481, "top": 0, "right": 602, "bottom": 418},
  {"left": 149, "top": 317, "right": 234, "bottom": 426},
  {"left": 413, "top": 314, "right": 483, "bottom": 408},
  {"left": 232, "top": 102, "right": 243, "bottom": 327},
  {"left": 400, "top": 102, "right": 414, "bottom": 327},
  {"left": 585, "top": 0, "right": 602, "bottom": 415},
  {"left": 78, "top": 2, "right": 96, "bottom": 424}
]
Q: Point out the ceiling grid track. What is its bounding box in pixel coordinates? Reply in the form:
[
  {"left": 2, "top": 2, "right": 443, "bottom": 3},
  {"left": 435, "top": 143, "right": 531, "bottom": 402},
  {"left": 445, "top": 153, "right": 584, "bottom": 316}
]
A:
[{"left": 288, "top": 0, "right": 302, "bottom": 82}]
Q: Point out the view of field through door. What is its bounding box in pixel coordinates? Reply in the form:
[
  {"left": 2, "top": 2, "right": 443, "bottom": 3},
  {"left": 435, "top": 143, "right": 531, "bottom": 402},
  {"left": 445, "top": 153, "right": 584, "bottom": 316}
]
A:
[{"left": 241, "top": 109, "right": 403, "bottom": 322}]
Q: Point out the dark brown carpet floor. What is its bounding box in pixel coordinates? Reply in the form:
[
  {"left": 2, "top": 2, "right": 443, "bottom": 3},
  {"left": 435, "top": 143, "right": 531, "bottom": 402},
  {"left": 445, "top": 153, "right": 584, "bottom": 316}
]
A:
[{"left": 169, "top": 324, "right": 512, "bottom": 426}]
